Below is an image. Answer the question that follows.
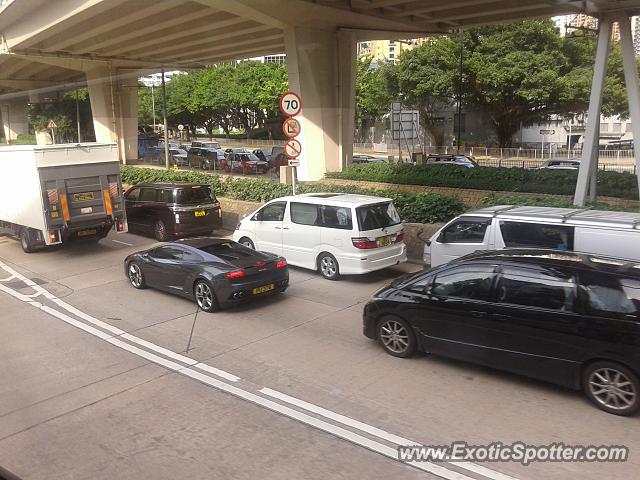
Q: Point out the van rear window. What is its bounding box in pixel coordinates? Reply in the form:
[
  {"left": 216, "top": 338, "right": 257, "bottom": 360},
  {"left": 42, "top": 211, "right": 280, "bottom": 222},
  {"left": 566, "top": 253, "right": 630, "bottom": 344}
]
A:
[
  {"left": 175, "top": 186, "right": 216, "bottom": 205},
  {"left": 500, "top": 221, "right": 574, "bottom": 250},
  {"left": 356, "top": 202, "right": 401, "bottom": 231}
]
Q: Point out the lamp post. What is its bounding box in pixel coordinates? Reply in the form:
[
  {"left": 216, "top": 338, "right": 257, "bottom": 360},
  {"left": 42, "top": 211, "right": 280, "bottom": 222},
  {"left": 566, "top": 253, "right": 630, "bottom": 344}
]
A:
[{"left": 456, "top": 29, "right": 464, "bottom": 153}]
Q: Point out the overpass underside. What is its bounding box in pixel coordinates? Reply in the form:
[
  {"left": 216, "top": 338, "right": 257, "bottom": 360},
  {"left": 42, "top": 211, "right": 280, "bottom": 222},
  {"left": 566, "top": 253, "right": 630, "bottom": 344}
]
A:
[{"left": 1, "top": 0, "right": 640, "bottom": 187}]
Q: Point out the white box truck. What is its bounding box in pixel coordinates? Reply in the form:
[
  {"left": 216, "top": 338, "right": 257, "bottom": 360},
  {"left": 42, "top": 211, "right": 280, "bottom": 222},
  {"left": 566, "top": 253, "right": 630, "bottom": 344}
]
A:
[{"left": 0, "top": 143, "right": 128, "bottom": 252}]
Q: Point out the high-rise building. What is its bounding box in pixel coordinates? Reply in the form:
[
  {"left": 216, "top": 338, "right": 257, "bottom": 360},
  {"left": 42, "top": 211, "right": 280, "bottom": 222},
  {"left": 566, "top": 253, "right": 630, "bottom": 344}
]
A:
[{"left": 358, "top": 38, "right": 427, "bottom": 65}]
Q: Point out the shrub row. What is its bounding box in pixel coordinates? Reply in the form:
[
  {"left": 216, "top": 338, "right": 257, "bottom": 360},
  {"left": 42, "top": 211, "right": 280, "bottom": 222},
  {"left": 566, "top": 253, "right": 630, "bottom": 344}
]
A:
[
  {"left": 479, "top": 193, "right": 640, "bottom": 212},
  {"left": 325, "top": 163, "right": 640, "bottom": 200},
  {"left": 120, "top": 166, "right": 466, "bottom": 224}
]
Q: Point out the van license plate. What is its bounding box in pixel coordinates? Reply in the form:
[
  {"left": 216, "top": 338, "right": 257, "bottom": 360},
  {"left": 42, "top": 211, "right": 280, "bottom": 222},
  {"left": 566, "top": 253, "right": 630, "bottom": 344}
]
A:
[
  {"left": 78, "top": 229, "right": 97, "bottom": 237},
  {"left": 252, "top": 284, "right": 274, "bottom": 295},
  {"left": 195, "top": 210, "right": 206, "bottom": 217},
  {"left": 378, "top": 236, "right": 391, "bottom": 247}
]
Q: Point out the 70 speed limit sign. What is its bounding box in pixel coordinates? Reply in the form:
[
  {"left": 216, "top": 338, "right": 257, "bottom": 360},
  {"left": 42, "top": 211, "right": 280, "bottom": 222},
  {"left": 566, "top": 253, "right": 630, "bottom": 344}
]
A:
[{"left": 280, "top": 92, "right": 302, "bottom": 116}]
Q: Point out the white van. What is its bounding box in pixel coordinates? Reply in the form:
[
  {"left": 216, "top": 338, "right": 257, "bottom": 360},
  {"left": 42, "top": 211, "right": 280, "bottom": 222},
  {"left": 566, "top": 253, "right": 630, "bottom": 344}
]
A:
[
  {"left": 425, "top": 205, "right": 640, "bottom": 267},
  {"left": 233, "top": 193, "right": 407, "bottom": 279}
]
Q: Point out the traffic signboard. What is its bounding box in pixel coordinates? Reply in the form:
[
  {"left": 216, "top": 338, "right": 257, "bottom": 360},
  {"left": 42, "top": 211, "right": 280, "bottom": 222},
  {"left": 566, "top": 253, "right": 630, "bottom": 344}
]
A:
[
  {"left": 540, "top": 129, "right": 555, "bottom": 135},
  {"left": 280, "top": 92, "right": 302, "bottom": 117},
  {"left": 282, "top": 117, "right": 301, "bottom": 138},
  {"left": 287, "top": 158, "right": 300, "bottom": 167},
  {"left": 47, "top": 119, "right": 57, "bottom": 129},
  {"left": 284, "top": 139, "right": 302, "bottom": 158}
]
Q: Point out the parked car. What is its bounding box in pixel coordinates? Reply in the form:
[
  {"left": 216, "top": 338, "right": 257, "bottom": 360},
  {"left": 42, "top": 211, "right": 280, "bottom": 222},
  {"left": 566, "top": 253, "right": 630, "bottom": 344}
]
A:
[
  {"left": 352, "top": 154, "right": 386, "bottom": 164},
  {"left": 124, "top": 183, "right": 222, "bottom": 241},
  {"left": 233, "top": 193, "right": 407, "bottom": 280},
  {"left": 252, "top": 148, "right": 270, "bottom": 163},
  {"left": 424, "top": 205, "right": 640, "bottom": 267},
  {"left": 169, "top": 148, "right": 188, "bottom": 166},
  {"left": 187, "top": 147, "right": 222, "bottom": 170},
  {"left": 190, "top": 141, "right": 225, "bottom": 163},
  {"left": 124, "top": 238, "right": 289, "bottom": 312},
  {"left": 539, "top": 159, "right": 581, "bottom": 170},
  {"left": 425, "top": 154, "right": 478, "bottom": 168},
  {"left": 269, "top": 145, "right": 288, "bottom": 169},
  {"left": 363, "top": 249, "right": 640, "bottom": 415},
  {"left": 226, "top": 150, "right": 269, "bottom": 174}
]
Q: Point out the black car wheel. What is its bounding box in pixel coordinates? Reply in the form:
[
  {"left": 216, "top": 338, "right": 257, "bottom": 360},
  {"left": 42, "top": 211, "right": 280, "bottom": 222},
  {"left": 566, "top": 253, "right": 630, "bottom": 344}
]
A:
[
  {"left": 377, "top": 316, "right": 416, "bottom": 358},
  {"left": 318, "top": 252, "right": 340, "bottom": 280},
  {"left": 239, "top": 237, "right": 255, "bottom": 249},
  {"left": 154, "top": 220, "right": 168, "bottom": 242},
  {"left": 194, "top": 280, "right": 219, "bottom": 313},
  {"left": 128, "top": 261, "right": 146, "bottom": 289},
  {"left": 20, "top": 228, "right": 35, "bottom": 253},
  {"left": 583, "top": 361, "right": 639, "bottom": 416}
]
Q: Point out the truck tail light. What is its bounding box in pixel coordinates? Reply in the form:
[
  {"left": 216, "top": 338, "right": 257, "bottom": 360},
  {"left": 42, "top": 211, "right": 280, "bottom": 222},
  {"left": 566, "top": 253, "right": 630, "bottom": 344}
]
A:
[
  {"left": 226, "top": 270, "right": 245, "bottom": 279},
  {"left": 352, "top": 237, "right": 377, "bottom": 249},
  {"left": 49, "top": 230, "right": 60, "bottom": 242},
  {"left": 115, "top": 218, "right": 126, "bottom": 232}
]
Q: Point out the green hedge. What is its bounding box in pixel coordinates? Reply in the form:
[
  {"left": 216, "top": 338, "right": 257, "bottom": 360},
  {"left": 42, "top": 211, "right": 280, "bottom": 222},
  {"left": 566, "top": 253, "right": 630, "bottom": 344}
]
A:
[
  {"left": 326, "top": 164, "right": 639, "bottom": 200},
  {"left": 120, "top": 166, "right": 465, "bottom": 224},
  {"left": 480, "top": 193, "right": 640, "bottom": 212}
]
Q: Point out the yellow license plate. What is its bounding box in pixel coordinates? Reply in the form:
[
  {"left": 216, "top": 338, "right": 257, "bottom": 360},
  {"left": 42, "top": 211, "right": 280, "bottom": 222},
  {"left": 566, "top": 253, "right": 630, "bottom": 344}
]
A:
[
  {"left": 73, "top": 192, "right": 94, "bottom": 201},
  {"left": 252, "top": 284, "right": 274, "bottom": 295},
  {"left": 194, "top": 210, "right": 206, "bottom": 217},
  {"left": 378, "top": 236, "right": 391, "bottom": 247},
  {"left": 77, "top": 229, "right": 97, "bottom": 237}
]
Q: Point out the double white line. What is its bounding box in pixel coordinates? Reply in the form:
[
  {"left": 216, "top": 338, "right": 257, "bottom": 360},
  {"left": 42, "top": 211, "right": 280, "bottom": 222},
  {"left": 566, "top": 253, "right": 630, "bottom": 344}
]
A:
[{"left": 0, "top": 260, "right": 518, "bottom": 480}]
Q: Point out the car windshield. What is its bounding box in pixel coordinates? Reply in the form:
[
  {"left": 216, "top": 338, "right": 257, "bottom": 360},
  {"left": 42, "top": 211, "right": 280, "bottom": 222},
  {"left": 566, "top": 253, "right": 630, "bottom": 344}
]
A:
[
  {"left": 175, "top": 186, "right": 216, "bottom": 205},
  {"left": 197, "top": 241, "right": 255, "bottom": 261},
  {"left": 356, "top": 202, "right": 401, "bottom": 230},
  {"left": 239, "top": 153, "right": 259, "bottom": 161}
]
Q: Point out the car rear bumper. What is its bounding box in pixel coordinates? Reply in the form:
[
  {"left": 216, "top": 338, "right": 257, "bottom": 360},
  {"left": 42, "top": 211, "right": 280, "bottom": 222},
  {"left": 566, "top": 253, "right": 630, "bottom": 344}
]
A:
[
  {"left": 337, "top": 243, "right": 407, "bottom": 275},
  {"left": 218, "top": 270, "right": 289, "bottom": 306}
]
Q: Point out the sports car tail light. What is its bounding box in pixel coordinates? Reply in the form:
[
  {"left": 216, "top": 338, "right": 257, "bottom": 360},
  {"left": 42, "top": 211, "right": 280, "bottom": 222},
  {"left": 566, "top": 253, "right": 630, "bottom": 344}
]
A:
[
  {"left": 276, "top": 260, "right": 287, "bottom": 268},
  {"left": 226, "top": 270, "right": 245, "bottom": 279},
  {"left": 352, "top": 237, "right": 377, "bottom": 249}
]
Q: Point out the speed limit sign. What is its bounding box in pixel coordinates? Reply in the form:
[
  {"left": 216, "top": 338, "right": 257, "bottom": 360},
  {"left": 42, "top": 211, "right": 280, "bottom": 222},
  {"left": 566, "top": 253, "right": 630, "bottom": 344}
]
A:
[{"left": 280, "top": 92, "right": 302, "bottom": 116}]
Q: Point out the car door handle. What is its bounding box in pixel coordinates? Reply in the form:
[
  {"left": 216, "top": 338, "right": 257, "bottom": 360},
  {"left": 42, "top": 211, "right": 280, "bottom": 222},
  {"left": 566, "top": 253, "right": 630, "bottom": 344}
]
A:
[
  {"left": 282, "top": 227, "right": 289, "bottom": 230},
  {"left": 470, "top": 311, "right": 486, "bottom": 319},
  {"left": 274, "top": 226, "right": 281, "bottom": 230}
]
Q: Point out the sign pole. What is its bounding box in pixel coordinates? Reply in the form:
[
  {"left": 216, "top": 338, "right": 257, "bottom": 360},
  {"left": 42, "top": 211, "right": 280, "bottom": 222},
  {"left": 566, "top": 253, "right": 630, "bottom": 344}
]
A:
[{"left": 161, "top": 66, "right": 170, "bottom": 170}]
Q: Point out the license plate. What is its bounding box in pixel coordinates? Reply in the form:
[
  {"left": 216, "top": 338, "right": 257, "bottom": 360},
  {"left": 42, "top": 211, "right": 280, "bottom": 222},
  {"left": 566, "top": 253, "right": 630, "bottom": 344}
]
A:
[
  {"left": 194, "top": 210, "right": 206, "bottom": 217},
  {"left": 378, "top": 236, "right": 391, "bottom": 247},
  {"left": 252, "top": 284, "right": 274, "bottom": 295},
  {"left": 77, "top": 229, "right": 97, "bottom": 237},
  {"left": 73, "top": 192, "right": 94, "bottom": 201},
  {"left": 80, "top": 207, "right": 93, "bottom": 214}
]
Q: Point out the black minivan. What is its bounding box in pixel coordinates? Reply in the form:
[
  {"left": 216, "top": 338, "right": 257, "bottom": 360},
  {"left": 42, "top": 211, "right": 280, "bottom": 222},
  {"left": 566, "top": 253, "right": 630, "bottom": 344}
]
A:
[
  {"left": 363, "top": 249, "right": 640, "bottom": 415},
  {"left": 124, "top": 183, "right": 222, "bottom": 241}
]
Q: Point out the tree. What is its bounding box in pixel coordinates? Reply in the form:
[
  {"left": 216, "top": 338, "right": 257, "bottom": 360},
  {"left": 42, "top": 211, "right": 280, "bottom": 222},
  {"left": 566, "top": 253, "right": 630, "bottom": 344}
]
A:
[{"left": 355, "top": 57, "right": 393, "bottom": 140}]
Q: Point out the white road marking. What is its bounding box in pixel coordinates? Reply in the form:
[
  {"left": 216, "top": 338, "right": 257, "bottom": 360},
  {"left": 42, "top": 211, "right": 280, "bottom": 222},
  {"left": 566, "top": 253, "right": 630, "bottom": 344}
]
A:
[
  {"left": 0, "top": 275, "right": 15, "bottom": 282},
  {"left": 112, "top": 239, "right": 134, "bottom": 246},
  {"left": 0, "top": 261, "right": 519, "bottom": 480},
  {"left": 260, "top": 388, "right": 519, "bottom": 480}
]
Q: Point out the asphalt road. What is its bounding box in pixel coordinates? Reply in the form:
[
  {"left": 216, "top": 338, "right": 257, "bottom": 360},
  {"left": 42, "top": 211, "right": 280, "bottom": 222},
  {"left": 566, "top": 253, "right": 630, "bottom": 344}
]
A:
[{"left": 0, "top": 230, "right": 638, "bottom": 480}]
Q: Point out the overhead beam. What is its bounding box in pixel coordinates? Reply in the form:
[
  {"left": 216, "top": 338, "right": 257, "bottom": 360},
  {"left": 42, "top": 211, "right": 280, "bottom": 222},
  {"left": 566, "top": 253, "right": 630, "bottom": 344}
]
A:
[{"left": 167, "top": 36, "right": 285, "bottom": 62}]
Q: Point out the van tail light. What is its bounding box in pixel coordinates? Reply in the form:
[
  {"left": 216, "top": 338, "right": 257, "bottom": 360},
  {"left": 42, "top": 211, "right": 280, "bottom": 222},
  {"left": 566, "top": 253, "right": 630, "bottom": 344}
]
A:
[
  {"left": 226, "top": 270, "right": 245, "bottom": 279},
  {"left": 276, "top": 260, "right": 287, "bottom": 269},
  {"left": 352, "top": 237, "right": 378, "bottom": 249},
  {"left": 395, "top": 231, "right": 405, "bottom": 243}
]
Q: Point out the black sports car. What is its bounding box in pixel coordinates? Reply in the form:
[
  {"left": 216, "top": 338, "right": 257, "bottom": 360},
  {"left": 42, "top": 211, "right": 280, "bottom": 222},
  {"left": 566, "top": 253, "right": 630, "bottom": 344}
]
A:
[{"left": 124, "top": 237, "right": 289, "bottom": 312}]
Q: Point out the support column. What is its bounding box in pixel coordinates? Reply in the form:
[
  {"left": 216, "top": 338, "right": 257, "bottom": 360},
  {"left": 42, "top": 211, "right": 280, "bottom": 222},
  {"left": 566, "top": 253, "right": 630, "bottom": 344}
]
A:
[
  {"left": 0, "top": 98, "right": 29, "bottom": 143},
  {"left": 86, "top": 66, "right": 138, "bottom": 163},
  {"left": 285, "top": 27, "right": 357, "bottom": 181},
  {"left": 618, "top": 15, "right": 640, "bottom": 198},
  {"left": 574, "top": 18, "right": 612, "bottom": 207}
]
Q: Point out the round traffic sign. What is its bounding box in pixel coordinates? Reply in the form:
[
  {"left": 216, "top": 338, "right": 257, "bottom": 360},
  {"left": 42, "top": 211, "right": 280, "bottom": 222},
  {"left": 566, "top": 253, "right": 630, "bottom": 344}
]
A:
[
  {"left": 279, "top": 91, "right": 302, "bottom": 116},
  {"left": 178, "top": 124, "right": 184, "bottom": 131},
  {"left": 284, "top": 139, "right": 302, "bottom": 158},
  {"left": 282, "top": 117, "right": 301, "bottom": 138}
]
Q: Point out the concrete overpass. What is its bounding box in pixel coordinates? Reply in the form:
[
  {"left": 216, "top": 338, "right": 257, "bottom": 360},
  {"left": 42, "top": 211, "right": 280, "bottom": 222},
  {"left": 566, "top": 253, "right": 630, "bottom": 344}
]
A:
[{"left": 1, "top": 0, "right": 640, "bottom": 185}]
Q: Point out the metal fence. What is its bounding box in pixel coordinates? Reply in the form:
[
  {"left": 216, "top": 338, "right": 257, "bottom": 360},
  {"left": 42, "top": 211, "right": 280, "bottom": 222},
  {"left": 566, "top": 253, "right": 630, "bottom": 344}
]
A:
[{"left": 476, "top": 157, "right": 637, "bottom": 174}]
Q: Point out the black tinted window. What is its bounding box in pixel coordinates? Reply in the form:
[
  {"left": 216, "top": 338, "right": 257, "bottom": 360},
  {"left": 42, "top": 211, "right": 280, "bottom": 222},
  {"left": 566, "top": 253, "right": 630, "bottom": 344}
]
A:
[
  {"left": 432, "top": 267, "right": 494, "bottom": 301},
  {"left": 175, "top": 186, "right": 215, "bottom": 205},
  {"left": 126, "top": 188, "right": 141, "bottom": 201},
  {"left": 496, "top": 268, "right": 576, "bottom": 311},
  {"left": 198, "top": 241, "right": 255, "bottom": 261},
  {"left": 257, "top": 202, "right": 286, "bottom": 221},
  {"left": 579, "top": 273, "right": 640, "bottom": 319},
  {"left": 439, "top": 220, "right": 489, "bottom": 244},
  {"left": 139, "top": 188, "right": 157, "bottom": 202},
  {"left": 152, "top": 246, "right": 183, "bottom": 260},
  {"left": 291, "top": 202, "right": 319, "bottom": 226},
  {"left": 356, "top": 202, "right": 401, "bottom": 230},
  {"left": 500, "top": 221, "right": 574, "bottom": 250},
  {"left": 156, "top": 189, "right": 173, "bottom": 203},
  {"left": 321, "top": 205, "right": 352, "bottom": 230}
]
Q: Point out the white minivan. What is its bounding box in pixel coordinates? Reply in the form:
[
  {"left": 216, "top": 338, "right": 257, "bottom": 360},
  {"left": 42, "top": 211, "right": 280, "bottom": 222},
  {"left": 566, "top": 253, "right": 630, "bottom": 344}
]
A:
[
  {"left": 233, "top": 193, "right": 407, "bottom": 279},
  {"left": 425, "top": 205, "right": 640, "bottom": 267}
]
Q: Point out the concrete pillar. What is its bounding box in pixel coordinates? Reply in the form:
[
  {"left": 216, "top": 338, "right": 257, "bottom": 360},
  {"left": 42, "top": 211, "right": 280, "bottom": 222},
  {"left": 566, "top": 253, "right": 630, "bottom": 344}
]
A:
[
  {"left": 574, "top": 18, "right": 612, "bottom": 207},
  {"left": 284, "top": 27, "right": 356, "bottom": 181},
  {"left": 86, "top": 66, "right": 138, "bottom": 163},
  {"left": 0, "top": 98, "right": 29, "bottom": 143}
]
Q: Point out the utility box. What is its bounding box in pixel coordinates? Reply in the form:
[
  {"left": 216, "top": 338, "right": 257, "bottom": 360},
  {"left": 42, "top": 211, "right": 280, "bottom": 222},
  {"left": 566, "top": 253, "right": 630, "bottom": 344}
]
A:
[{"left": 279, "top": 166, "right": 294, "bottom": 184}]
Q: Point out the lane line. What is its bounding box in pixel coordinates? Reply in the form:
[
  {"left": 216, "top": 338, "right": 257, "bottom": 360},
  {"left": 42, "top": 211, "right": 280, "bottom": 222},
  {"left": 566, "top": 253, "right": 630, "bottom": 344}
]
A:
[
  {"left": 260, "top": 388, "right": 518, "bottom": 480},
  {"left": 112, "top": 239, "right": 134, "bottom": 246}
]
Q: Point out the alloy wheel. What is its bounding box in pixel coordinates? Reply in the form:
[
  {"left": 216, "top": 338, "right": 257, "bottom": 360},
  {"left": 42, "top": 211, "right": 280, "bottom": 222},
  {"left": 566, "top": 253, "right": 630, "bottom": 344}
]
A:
[
  {"left": 320, "top": 256, "right": 337, "bottom": 278},
  {"left": 379, "top": 320, "right": 410, "bottom": 355},
  {"left": 195, "top": 282, "right": 213, "bottom": 310},
  {"left": 128, "top": 263, "right": 143, "bottom": 288},
  {"left": 588, "top": 367, "right": 637, "bottom": 412}
]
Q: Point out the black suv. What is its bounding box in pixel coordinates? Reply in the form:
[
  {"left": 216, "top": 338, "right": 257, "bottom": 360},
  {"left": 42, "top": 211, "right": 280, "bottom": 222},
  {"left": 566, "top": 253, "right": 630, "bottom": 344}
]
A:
[
  {"left": 363, "top": 249, "right": 640, "bottom": 415},
  {"left": 124, "top": 183, "right": 222, "bottom": 241}
]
